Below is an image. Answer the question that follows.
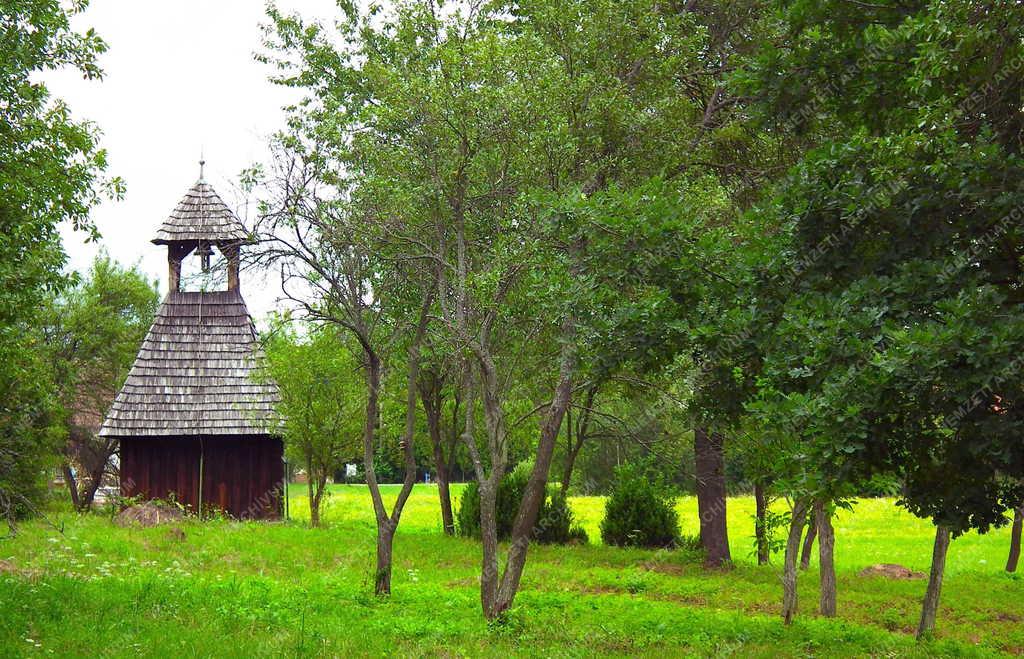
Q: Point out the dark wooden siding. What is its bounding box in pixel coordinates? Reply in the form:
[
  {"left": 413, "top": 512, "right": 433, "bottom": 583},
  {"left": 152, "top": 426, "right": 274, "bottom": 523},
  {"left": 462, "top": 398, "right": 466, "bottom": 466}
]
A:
[{"left": 121, "top": 436, "right": 283, "bottom": 519}]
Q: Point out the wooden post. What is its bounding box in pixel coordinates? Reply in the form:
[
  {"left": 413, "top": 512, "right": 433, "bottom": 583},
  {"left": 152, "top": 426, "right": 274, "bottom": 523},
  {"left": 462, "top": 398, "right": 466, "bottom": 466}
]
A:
[
  {"left": 222, "top": 243, "right": 240, "bottom": 292},
  {"left": 167, "top": 242, "right": 194, "bottom": 293}
]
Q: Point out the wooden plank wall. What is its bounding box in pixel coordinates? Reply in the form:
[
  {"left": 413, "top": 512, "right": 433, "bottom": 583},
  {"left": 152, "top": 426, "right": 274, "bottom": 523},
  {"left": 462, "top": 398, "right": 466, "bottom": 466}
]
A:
[{"left": 121, "top": 436, "right": 284, "bottom": 519}]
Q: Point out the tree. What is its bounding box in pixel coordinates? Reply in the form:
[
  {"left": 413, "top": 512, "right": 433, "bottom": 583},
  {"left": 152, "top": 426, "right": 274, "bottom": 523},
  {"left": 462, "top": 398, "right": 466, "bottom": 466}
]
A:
[
  {"left": 0, "top": 0, "right": 120, "bottom": 521},
  {"left": 249, "top": 137, "right": 435, "bottom": 594},
  {"left": 740, "top": 0, "right": 1024, "bottom": 636},
  {"left": 416, "top": 359, "right": 461, "bottom": 535},
  {"left": 44, "top": 254, "right": 159, "bottom": 511},
  {"left": 1007, "top": 505, "right": 1023, "bottom": 573},
  {"left": 262, "top": 321, "right": 363, "bottom": 527},
  {"left": 541, "top": 0, "right": 794, "bottom": 569},
  {"left": 260, "top": 0, "right": 800, "bottom": 614}
]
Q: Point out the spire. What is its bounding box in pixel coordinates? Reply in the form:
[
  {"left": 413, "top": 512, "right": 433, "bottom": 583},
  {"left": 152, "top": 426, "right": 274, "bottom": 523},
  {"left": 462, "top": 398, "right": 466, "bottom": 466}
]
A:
[
  {"left": 151, "top": 179, "right": 250, "bottom": 245},
  {"left": 199, "top": 148, "right": 206, "bottom": 181}
]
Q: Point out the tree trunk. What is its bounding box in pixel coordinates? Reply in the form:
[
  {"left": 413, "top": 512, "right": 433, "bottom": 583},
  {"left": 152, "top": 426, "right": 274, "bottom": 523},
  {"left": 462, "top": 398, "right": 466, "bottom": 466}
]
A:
[
  {"left": 560, "top": 385, "right": 595, "bottom": 496},
  {"left": 361, "top": 350, "right": 391, "bottom": 594},
  {"left": 694, "top": 427, "right": 731, "bottom": 567},
  {"left": 754, "top": 482, "right": 769, "bottom": 565},
  {"left": 800, "top": 510, "right": 817, "bottom": 570},
  {"left": 436, "top": 462, "right": 455, "bottom": 536},
  {"left": 78, "top": 462, "right": 107, "bottom": 511},
  {"left": 77, "top": 439, "right": 116, "bottom": 511},
  {"left": 420, "top": 376, "right": 455, "bottom": 535},
  {"left": 782, "top": 498, "right": 810, "bottom": 624},
  {"left": 560, "top": 404, "right": 574, "bottom": 494},
  {"left": 307, "top": 455, "right": 319, "bottom": 528},
  {"left": 559, "top": 421, "right": 587, "bottom": 497},
  {"left": 486, "top": 334, "right": 575, "bottom": 619},
  {"left": 816, "top": 500, "right": 836, "bottom": 617},
  {"left": 62, "top": 463, "right": 80, "bottom": 510},
  {"left": 375, "top": 522, "right": 395, "bottom": 596},
  {"left": 362, "top": 289, "right": 433, "bottom": 597},
  {"left": 1006, "top": 506, "right": 1023, "bottom": 573},
  {"left": 478, "top": 474, "right": 502, "bottom": 618},
  {"left": 917, "top": 525, "right": 951, "bottom": 639}
]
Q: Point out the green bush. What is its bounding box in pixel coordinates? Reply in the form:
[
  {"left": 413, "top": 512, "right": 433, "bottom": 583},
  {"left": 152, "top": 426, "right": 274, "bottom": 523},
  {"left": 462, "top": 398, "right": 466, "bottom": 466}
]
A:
[
  {"left": 457, "top": 461, "right": 587, "bottom": 544},
  {"left": 457, "top": 462, "right": 528, "bottom": 540},
  {"left": 534, "top": 490, "right": 588, "bottom": 545},
  {"left": 600, "top": 463, "right": 680, "bottom": 548}
]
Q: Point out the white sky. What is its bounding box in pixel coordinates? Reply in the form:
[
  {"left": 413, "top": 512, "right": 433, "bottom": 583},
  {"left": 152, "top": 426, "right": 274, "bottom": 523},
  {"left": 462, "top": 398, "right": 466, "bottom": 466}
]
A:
[{"left": 47, "top": 0, "right": 337, "bottom": 320}]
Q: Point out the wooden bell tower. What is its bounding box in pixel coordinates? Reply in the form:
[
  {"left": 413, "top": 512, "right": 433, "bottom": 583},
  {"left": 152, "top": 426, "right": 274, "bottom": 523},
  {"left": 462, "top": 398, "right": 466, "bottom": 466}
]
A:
[{"left": 100, "top": 162, "right": 283, "bottom": 519}]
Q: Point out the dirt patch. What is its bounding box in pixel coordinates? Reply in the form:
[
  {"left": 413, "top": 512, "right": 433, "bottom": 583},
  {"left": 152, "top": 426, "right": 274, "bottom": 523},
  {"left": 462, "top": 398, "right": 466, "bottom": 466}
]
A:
[
  {"left": 858, "top": 563, "right": 926, "bottom": 580},
  {"left": 0, "top": 559, "right": 39, "bottom": 579},
  {"left": 643, "top": 561, "right": 685, "bottom": 576},
  {"left": 578, "top": 584, "right": 626, "bottom": 596},
  {"left": 115, "top": 502, "right": 185, "bottom": 528}
]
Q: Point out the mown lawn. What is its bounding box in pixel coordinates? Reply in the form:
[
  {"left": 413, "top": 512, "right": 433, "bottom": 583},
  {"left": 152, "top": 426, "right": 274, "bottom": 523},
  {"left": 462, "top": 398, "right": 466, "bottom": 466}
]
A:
[{"left": 0, "top": 484, "right": 1020, "bottom": 657}]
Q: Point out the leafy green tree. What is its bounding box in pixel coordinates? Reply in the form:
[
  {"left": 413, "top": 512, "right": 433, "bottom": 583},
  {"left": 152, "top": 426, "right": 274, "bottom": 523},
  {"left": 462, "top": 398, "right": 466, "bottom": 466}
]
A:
[
  {"left": 259, "top": 0, "right": 786, "bottom": 614},
  {"left": 259, "top": 0, "right": 580, "bottom": 615},
  {"left": 263, "top": 321, "right": 363, "bottom": 527},
  {"left": 250, "top": 140, "right": 435, "bottom": 593},
  {"left": 0, "top": 0, "right": 119, "bottom": 522},
  {"left": 44, "top": 254, "right": 159, "bottom": 511},
  {"left": 738, "top": 0, "right": 1024, "bottom": 635}
]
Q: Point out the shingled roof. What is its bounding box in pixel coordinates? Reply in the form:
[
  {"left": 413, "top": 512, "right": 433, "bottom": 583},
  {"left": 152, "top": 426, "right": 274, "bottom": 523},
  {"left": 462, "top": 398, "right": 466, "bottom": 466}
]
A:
[
  {"left": 151, "top": 180, "right": 252, "bottom": 245},
  {"left": 100, "top": 290, "right": 280, "bottom": 438}
]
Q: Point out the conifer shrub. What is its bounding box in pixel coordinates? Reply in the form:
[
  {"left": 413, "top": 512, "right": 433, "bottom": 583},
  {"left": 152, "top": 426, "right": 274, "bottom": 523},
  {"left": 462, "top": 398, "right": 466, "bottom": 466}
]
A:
[
  {"left": 457, "top": 461, "right": 587, "bottom": 544},
  {"left": 534, "top": 490, "right": 589, "bottom": 544},
  {"left": 600, "top": 463, "right": 680, "bottom": 548}
]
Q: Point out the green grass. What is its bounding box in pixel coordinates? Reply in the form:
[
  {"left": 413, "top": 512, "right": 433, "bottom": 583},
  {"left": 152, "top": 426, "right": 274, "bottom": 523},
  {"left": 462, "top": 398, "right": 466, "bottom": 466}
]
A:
[{"left": 0, "top": 485, "right": 1020, "bottom": 657}]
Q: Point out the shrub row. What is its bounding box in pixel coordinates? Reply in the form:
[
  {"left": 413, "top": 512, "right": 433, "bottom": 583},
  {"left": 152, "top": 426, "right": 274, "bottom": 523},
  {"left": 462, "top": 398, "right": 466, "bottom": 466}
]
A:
[
  {"left": 457, "top": 461, "right": 588, "bottom": 544},
  {"left": 457, "top": 461, "right": 679, "bottom": 548}
]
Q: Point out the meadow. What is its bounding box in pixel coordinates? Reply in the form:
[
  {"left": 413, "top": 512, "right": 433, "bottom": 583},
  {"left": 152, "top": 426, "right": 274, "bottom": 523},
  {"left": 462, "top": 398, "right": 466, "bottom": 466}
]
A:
[{"left": 0, "top": 484, "right": 1021, "bottom": 657}]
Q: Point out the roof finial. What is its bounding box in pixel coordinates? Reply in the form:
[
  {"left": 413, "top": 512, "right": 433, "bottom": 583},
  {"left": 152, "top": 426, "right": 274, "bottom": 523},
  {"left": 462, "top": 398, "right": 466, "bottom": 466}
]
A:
[{"left": 199, "top": 147, "right": 206, "bottom": 181}]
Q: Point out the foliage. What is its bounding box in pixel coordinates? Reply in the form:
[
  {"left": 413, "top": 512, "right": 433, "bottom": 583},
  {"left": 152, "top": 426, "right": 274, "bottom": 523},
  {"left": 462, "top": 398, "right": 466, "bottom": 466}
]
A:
[
  {"left": 457, "top": 461, "right": 533, "bottom": 541},
  {"left": 600, "top": 463, "right": 680, "bottom": 548},
  {"left": 261, "top": 319, "right": 363, "bottom": 524},
  {"left": 42, "top": 254, "right": 159, "bottom": 509},
  {"left": 457, "top": 461, "right": 586, "bottom": 544},
  {"left": 534, "top": 490, "right": 589, "bottom": 545},
  {"left": 737, "top": 0, "right": 1024, "bottom": 535},
  {"left": 257, "top": 0, "right": 786, "bottom": 615},
  {"left": 748, "top": 507, "right": 789, "bottom": 562},
  {"left": 0, "top": 0, "right": 119, "bottom": 519}
]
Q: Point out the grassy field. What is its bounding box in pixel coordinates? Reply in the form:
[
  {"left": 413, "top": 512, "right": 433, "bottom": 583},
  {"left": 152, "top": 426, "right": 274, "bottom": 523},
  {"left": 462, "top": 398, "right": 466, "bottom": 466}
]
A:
[{"left": 0, "top": 484, "right": 1021, "bottom": 657}]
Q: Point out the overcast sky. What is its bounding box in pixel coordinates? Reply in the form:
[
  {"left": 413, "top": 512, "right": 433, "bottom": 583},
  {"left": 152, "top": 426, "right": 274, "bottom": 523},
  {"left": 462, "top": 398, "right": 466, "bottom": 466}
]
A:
[{"left": 47, "top": 0, "right": 336, "bottom": 319}]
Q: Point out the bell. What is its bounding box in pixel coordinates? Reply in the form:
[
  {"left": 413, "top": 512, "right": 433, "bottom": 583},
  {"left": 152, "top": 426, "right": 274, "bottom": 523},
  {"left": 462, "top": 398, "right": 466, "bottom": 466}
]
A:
[{"left": 196, "top": 242, "right": 214, "bottom": 273}]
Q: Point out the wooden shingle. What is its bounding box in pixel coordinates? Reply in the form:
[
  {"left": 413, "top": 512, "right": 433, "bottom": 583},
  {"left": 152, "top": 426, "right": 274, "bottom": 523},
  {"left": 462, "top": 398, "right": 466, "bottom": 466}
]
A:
[
  {"left": 99, "top": 290, "right": 280, "bottom": 437},
  {"left": 151, "top": 181, "right": 252, "bottom": 245}
]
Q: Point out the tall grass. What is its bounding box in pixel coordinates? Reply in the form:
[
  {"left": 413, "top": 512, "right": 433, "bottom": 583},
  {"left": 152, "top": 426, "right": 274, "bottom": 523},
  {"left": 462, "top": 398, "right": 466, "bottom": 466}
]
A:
[{"left": 0, "top": 485, "right": 1019, "bottom": 656}]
